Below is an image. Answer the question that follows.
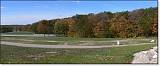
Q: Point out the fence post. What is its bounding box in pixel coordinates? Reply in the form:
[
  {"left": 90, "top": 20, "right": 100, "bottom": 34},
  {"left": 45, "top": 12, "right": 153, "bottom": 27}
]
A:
[{"left": 117, "top": 40, "right": 120, "bottom": 45}]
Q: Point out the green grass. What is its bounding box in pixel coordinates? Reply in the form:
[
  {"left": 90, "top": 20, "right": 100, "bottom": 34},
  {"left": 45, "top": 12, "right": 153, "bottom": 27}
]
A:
[
  {"left": 2, "top": 36, "right": 124, "bottom": 41},
  {"left": 2, "top": 36, "right": 157, "bottom": 41},
  {"left": 1, "top": 36, "right": 157, "bottom": 45},
  {"left": 2, "top": 32, "right": 34, "bottom": 35},
  {"left": 0, "top": 44, "right": 156, "bottom": 64}
]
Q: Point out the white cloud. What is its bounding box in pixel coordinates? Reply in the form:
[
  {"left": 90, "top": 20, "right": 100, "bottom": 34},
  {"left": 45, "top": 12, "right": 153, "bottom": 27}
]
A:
[{"left": 72, "top": 1, "right": 80, "bottom": 3}]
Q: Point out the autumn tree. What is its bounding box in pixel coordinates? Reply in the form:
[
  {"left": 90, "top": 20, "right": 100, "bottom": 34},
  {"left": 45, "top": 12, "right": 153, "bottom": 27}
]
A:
[
  {"left": 65, "top": 18, "right": 76, "bottom": 37},
  {"left": 150, "top": 7, "right": 158, "bottom": 36},
  {"left": 138, "top": 7, "right": 157, "bottom": 37},
  {"left": 110, "top": 13, "right": 142, "bottom": 38},
  {"left": 36, "top": 20, "right": 49, "bottom": 37},
  {"left": 27, "top": 7, "right": 157, "bottom": 38},
  {"left": 93, "top": 12, "right": 113, "bottom": 38}
]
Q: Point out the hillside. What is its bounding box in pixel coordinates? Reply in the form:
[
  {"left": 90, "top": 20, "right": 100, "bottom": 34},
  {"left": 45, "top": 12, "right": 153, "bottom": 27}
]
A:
[{"left": 1, "top": 7, "right": 158, "bottom": 38}]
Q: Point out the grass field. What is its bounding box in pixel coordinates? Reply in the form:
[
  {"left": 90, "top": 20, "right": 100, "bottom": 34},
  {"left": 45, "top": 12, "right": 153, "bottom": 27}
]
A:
[
  {"left": 0, "top": 44, "right": 156, "bottom": 64},
  {"left": 1, "top": 32, "right": 34, "bottom": 35},
  {"left": 0, "top": 32, "right": 157, "bottom": 63},
  {"left": 1, "top": 36, "right": 157, "bottom": 46}
]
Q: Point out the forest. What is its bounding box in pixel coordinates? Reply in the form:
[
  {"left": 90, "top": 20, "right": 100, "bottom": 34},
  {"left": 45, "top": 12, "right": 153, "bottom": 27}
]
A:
[{"left": 1, "top": 7, "right": 158, "bottom": 38}]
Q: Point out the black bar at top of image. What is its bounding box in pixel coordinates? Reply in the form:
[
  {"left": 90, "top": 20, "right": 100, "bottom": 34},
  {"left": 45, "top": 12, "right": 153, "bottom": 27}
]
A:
[{"left": 0, "top": 0, "right": 157, "bottom": 1}]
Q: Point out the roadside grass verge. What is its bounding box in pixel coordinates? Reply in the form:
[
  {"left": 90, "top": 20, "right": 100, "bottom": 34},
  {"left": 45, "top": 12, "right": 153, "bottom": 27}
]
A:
[{"left": 0, "top": 44, "right": 156, "bottom": 64}]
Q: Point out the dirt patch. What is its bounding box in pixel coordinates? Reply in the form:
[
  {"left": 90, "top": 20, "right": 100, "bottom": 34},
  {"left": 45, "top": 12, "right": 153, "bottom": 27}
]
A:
[
  {"left": 45, "top": 52, "right": 57, "bottom": 54},
  {"left": 27, "top": 54, "right": 45, "bottom": 60},
  {"left": 77, "top": 42, "right": 95, "bottom": 46}
]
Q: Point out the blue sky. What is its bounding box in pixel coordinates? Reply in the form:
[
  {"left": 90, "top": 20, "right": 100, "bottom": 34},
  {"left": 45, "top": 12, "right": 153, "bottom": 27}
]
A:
[{"left": 1, "top": 1, "right": 157, "bottom": 25}]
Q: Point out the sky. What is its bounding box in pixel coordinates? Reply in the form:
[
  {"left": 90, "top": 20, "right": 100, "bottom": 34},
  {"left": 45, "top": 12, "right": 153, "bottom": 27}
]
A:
[{"left": 1, "top": 1, "right": 157, "bottom": 25}]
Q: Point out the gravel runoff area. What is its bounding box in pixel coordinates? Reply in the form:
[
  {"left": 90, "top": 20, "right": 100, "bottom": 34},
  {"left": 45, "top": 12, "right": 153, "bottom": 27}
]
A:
[
  {"left": 1, "top": 41, "right": 155, "bottom": 49},
  {"left": 132, "top": 46, "right": 158, "bottom": 64}
]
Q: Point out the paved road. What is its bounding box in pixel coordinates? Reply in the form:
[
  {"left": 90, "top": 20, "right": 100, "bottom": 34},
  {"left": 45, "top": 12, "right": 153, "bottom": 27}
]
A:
[{"left": 1, "top": 41, "right": 155, "bottom": 48}]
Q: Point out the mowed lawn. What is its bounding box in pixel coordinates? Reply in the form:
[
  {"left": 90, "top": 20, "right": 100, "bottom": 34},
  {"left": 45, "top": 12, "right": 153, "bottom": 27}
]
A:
[
  {"left": 1, "top": 36, "right": 157, "bottom": 46},
  {"left": 0, "top": 44, "right": 156, "bottom": 64}
]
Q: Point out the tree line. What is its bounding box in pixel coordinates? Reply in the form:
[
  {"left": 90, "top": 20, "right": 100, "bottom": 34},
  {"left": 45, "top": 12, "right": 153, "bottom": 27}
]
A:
[{"left": 1, "top": 7, "right": 157, "bottom": 38}]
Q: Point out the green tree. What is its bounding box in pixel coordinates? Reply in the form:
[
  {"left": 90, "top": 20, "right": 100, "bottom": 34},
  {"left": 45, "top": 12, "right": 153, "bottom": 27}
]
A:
[
  {"left": 1, "top": 26, "right": 13, "bottom": 33},
  {"left": 75, "top": 15, "right": 94, "bottom": 38},
  {"left": 54, "top": 20, "right": 69, "bottom": 36}
]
